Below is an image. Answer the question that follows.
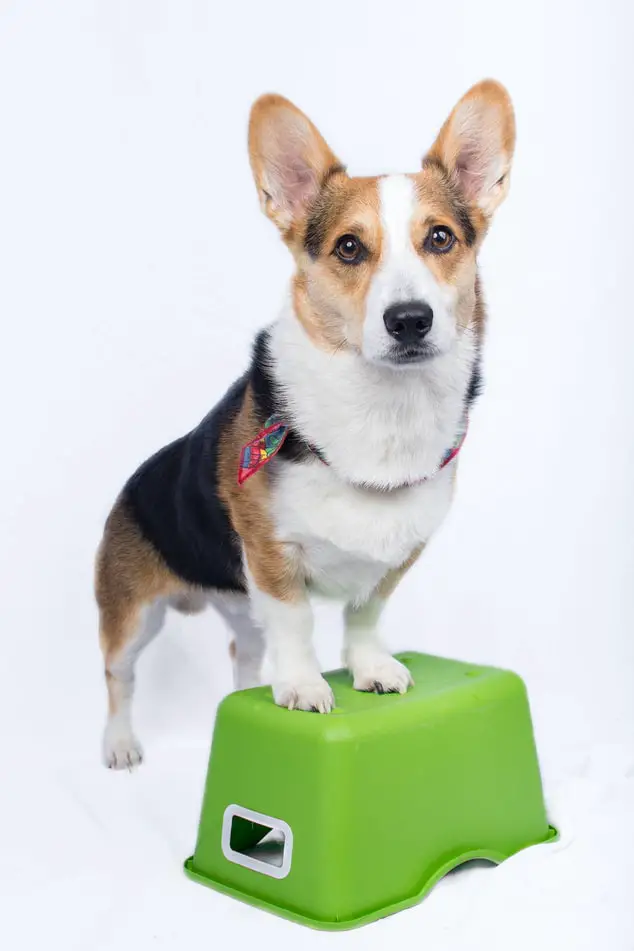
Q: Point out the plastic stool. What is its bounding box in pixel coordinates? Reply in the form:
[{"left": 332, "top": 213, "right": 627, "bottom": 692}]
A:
[{"left": 184, "top": 652, "right": 556, "bottom": 929}]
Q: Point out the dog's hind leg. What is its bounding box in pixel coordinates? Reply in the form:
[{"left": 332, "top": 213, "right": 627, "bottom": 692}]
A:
[
  {"left": 96, "top": 500, "right": 183, "bottom": 769},
  {"left": 100, "top": 598, "right": 167, "bottom": 769},
  {"left": 210, "top": 593, "right": 265, "bottom": 691}
]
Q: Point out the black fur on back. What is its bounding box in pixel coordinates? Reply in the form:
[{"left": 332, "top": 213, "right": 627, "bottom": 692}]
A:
[{"left": 123, "top": 375, "right": 249, "bottom": 591}]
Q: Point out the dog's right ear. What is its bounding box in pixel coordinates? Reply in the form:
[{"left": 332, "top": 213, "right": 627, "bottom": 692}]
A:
[{"left": 248, "top": 95, "right": 342, "bottom": 235}]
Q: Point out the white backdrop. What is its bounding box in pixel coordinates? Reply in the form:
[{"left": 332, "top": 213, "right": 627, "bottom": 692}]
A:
[{"left": 1, "top": 1, "right": 632, "bottom": 948}]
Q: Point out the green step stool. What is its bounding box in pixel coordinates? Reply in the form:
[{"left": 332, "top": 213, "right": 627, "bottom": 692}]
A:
[{"left": 184, "top": 652, "right": 557, "bottom": 929}]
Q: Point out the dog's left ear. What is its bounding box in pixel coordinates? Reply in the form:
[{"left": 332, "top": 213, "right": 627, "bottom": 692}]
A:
[
  {"left": 249, "top": 94, "right": 342, "bottom": 234},
  {"left": 427, "top": 80, "right": 516, "bottom": 217}
]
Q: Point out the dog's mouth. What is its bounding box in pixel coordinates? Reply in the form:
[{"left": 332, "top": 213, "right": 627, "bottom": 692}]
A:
[{"left": 381, "top": 343, "right": 440, "bottom": 366}]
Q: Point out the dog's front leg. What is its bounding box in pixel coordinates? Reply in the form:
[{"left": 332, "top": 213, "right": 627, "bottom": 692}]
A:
[
  {"left": 343, "top": 596, "right": 413, "bottom": 695},
  {"left": 344, "top": 550, "right": 422, "bottom": 694},
  {"left": 249, "top": 584, "right": 334, "bottom": 713}
]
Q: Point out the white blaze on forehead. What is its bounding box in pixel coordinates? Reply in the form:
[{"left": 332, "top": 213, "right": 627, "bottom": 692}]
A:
[
  {"left": 362, "top": 175, "right": 456, "bottom": 362},
  {"left": 378, "top": 174, "right": 418, "bottom": 265},
  {"left": 377, "top": 174, "right": 436, "bottom": 300}
]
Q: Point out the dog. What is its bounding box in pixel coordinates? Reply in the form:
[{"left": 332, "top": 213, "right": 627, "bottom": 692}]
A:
[{"left": 96, "top": 80, "right": 515, "bottom": 768}]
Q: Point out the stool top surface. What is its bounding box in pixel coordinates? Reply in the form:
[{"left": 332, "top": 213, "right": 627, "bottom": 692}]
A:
[{"left": 218, "top": 652, "right": 522, "bottom": 737}]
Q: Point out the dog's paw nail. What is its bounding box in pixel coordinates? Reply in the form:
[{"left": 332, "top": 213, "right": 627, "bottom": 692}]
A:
[
  {"left": 274, "top": 678, "right": 334, "bottom": 713},
  {"left": 353, "top": 655, "right": 413, "bottom": 696},
  {"left": 103, "top": 729, "right": 144, "bottom": 770}
]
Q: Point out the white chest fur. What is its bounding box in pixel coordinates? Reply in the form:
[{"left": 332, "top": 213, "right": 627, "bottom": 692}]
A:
[
  {"left": 267, "top": 308, "right": 475, "bottom": 604},
  {"left": 269, "top": 309, "right": 475, "bottom": 487},
  {"left": 272, "top": 457, "right": 455, "bottom": 603}
]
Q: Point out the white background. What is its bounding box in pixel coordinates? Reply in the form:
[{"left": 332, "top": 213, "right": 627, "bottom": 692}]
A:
[{"left": 1, "top": 1, "right": 633, "bottom": 948}]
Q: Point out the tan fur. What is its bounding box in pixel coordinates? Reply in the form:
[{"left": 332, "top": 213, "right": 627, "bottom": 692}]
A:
[
  {"left": 96, "top": 501, "right": 187, "bottom": 717},
  {"left": 96, "top": 501, "right": 184, "bottom": 659},
  {"left": 216, "top": 386, "right": 302, "bottom": 602},
  {"left": 471, "top": 273, "right": 486, "bottom": 341},
  {"left": 291, "top": 163, "right": 488, "bottom": 351},
  {"left": 409, "top": 168, "right": 484, "bottom": 330},
  {"left": 292, "top": 176, "right": 383, "bottom": 351},
  {"left": 291, "top": 273, "right": 344, "bottom": 351},
  {"left": 411, "top": 171, "right": 486, "bottom": 245},
  {"left": 375, "top": 545, "right": 425, "bottom": 601}
]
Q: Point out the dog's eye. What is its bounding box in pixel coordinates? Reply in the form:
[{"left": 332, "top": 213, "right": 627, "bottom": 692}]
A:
[
  {"left": 334, "top": 234, "right": 365, "bottom": 264},
  {"left": 425, "top": 226, "right": 456, "bottom": 254}
]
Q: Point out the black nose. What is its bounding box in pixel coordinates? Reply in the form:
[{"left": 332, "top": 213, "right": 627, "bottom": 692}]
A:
[{"left": 383, "top": 301, "right": 433, "bottom": 345}]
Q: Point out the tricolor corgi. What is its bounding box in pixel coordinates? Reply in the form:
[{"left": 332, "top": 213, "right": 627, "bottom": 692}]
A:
[{"left": 96, "top": 81, "right": 515, "bottom": 768}]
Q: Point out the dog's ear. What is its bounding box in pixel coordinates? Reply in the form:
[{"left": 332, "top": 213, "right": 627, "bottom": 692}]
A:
[
  {"left": 249, "top": 94, "right": 342, "bottom": 234},
  {"left": 427, "top": 80, "right": 515, "bottom": 217}
]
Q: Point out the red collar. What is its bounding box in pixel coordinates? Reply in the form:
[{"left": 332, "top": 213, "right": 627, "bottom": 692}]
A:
[{"left": 238, "top": 415, "right": 468, "bottom": 489}]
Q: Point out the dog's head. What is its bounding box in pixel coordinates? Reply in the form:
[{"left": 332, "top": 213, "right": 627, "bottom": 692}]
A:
[{"left": 249, "top": 81, "right": 515, "bottom": 368}]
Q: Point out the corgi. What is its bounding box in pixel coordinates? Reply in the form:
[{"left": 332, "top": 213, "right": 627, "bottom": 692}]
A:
[{"left": 96, "top": 81, "right": 515, "bottom": 768}]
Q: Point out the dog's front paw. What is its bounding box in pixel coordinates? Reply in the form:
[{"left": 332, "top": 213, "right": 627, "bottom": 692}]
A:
[
  {"left": 273, "top": 676, "right": 335, "bottom": 713},
  {"left": 351, "top": 652, "right": 413, "bottom": 695},
  {"left": 102, "top": 723, "right": 144, "bottom": 770}
]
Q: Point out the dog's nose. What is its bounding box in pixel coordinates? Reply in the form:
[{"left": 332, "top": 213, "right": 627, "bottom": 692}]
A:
[{"left": 383, "top": 301, "right": 433, "bottom": 345}]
